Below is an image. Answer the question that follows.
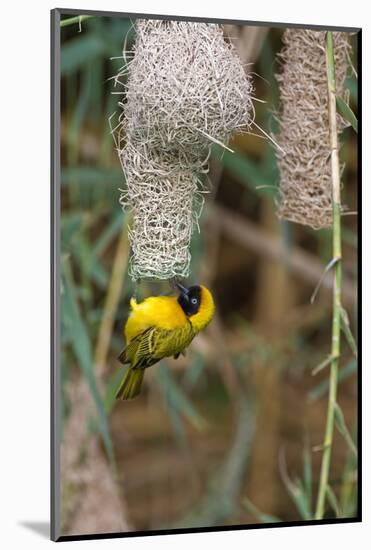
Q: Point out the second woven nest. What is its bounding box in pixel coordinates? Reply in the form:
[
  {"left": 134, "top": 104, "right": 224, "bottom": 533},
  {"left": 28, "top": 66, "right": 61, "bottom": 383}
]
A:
[{"left": 276, "top": 30, "right": 351, "bottom": 230}]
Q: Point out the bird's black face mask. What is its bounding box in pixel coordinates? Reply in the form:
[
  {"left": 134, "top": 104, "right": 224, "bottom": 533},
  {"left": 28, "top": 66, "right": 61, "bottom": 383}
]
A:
[{"left": 176, "top": 283, "right": 202, "bottom": 316}]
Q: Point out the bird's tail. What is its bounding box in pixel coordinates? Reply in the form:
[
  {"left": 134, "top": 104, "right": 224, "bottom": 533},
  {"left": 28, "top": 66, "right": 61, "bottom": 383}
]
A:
[{"left": 115, "top": 368, "right": 144, "bottom": 400}]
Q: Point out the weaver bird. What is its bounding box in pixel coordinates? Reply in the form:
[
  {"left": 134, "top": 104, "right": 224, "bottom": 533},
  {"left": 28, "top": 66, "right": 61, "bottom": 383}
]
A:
[{"left": 115, "top": 283, "right": 215, "bottom": 400}]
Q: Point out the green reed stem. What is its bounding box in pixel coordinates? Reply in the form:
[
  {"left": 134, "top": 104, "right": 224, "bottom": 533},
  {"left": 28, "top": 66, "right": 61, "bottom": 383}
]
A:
[
  {"left": 315, "top": 31, "right": 343, "bottom": 520},
  {"left": 60, "top": 15, "right": 94, "bottom": 28}
]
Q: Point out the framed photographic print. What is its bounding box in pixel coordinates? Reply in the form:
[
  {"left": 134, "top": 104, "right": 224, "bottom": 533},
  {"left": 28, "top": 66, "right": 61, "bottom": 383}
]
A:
[{"left": 51, "top": 7, "right": 361, "bottom": 542}]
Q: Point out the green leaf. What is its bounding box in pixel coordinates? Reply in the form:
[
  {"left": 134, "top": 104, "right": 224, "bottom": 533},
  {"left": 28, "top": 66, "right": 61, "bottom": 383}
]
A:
[
  {"left": 61, "top": 166, "right": 124, "bottom": 188},
  {"left": 303, "top": 442, "right": 312, "bottom": 517},
  {"left": 89, "top": 258, "right": 109, "bottom": 288},
  {"left": 326, "top": 485, "right": 341, "bottom": 517},
  {"left": 340, "top": 307, "right": 358, "bottom": 358},
  {"left": 242, "top": 498, "right": 282, "bottom": 524},
  {"left": 167, "top": 402, "right": 189, "bottom": 448},
  {"left": 99, "top": 18, "right": 135, "bottom": 53},
  {"left": 342, "top": 227, "right": 358, "bottom": 248},
  {"left": 61, "top": 257, "right": 113, "bottom": 460},
  {"left": 88, "top": 367, "right": 127, "bottom": 435},
  {"left": 309, "top": 359, "right": 357, "bottom": 401},
  {"left": 61, "top": 212, "right": 88, "bottom": 250},
  {"left": 334, "top": 403, "right": 357, "bottom": 458},
  {"left": 336, "top": 96, "right": 358, "bottom": 133},
  {"left": 211, "top": 145, "right": 276, "bottom": 197},
  {"left": 339, "top": 439, "right": 358, "bottom": 517},
  {"left": 67, "top": 230, "right": 109, "bottom": 290},
  {"left": 258, "top": 33, "right": 279, "bottom": 102},
  {"left": 182, "top": 351, "right": 206, "bottom": 389},
  {"left": 292, "top": 480, "right": 312, "bottom": 520},
  {"left": 280, "top": 452, "right": 312, "bottom": 520},
  {"left": 155, "top": 363, "right": 207, "bottom": 431},
  {"left": 61, "top": 34, "right": 106, "bottom": 76},
  {"left": 65, "top": 63, "right": 93, "bottom": 169},
  {"left": 103, "top": 366, "right": 127, "bottom": 415},
  {"left": 345, "top": 75, "right": 358, "bottom": 104},
  {"left": 92, "top": 212, "right": 125, "bottom": 258},
  {"left": 312, "top": 354, "right": 336, "bottom": 376}
]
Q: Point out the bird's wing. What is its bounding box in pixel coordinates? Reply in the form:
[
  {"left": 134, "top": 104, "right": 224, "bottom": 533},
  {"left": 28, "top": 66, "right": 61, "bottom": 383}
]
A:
[
  {"left": 118, "top": 329, "right": 151, "bottom": 365},
  {"left": 118, "top": 326, "right": 168, "bottom": 369}
]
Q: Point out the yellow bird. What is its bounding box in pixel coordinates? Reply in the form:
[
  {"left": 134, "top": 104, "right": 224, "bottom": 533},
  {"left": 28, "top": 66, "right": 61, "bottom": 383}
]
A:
[{"left": 115, "top": 283, "right": 215, "bottom": 400}]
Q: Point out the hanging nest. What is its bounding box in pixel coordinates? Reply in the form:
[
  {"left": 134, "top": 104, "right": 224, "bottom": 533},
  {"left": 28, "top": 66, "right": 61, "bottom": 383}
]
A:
[
  {"left": 275, "top": 30, "right": 351, "bottom": 230},
  {"left": 119, "top": 142, "right": 206, "bottom": 280},
  {"left": 115, "top": 19, "right": 254, "bottom": 281}
]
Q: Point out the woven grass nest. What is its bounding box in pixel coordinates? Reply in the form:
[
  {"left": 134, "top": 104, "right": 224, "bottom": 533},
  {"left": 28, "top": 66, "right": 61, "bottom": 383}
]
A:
[
  {"left": 275, "top": 30, "right": 351, "bottom": 230},
  {"left": 115, "top": 19, "right": 254, "bottom": 281}
]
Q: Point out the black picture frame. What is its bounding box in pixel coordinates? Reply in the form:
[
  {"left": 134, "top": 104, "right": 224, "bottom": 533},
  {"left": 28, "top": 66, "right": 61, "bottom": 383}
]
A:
[{"left": 51, "top": 8, "right": 362, "bottom": 542}]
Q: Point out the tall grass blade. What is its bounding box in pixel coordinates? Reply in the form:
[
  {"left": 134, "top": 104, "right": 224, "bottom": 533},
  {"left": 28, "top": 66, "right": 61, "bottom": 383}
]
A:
[
  {"left": 309, "top": 359, "right": 357, "bottom": 401},
  {"left": 340, "top": 307, "right": 358, "bottom": 358},
  {"left": 334, "top": 403, "right": 357, "bottom": 458},
  {"left": 336, "top": 96, "right": 358, "bottom": 133},
  {"left": 211, "top": 145, "right": 276, "bottom": 196},
  {"left": 326, "top": 485, "right": 341, "bottom": 517},
  {"left": 93, "top": 213, "right": 124, "bottom": 258},
  {"left": 303, "top": 441, "right": 313, "bottom": 517},
  {"left": 61, "top": 34, "right": 106, "bottom": 75},
  {"left": 61, "top": 257, "right": 114, "bottom": 460},
  {"left": 155, "top": 363, "right": 207, "bottom": 431},
  {"left": 242, "top": 497, "right": 282, "bottom": 523}
]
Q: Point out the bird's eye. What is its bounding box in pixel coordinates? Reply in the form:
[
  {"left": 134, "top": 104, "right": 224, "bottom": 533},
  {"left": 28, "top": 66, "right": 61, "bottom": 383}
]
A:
[{"left": 191, "top": 297, "right": 198, "bottom": 305}]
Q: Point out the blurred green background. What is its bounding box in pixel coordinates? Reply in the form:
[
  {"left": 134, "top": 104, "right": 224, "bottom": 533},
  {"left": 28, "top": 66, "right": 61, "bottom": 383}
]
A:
[{"left": 59, "top": 15, "right": 358, "bottom": 536}]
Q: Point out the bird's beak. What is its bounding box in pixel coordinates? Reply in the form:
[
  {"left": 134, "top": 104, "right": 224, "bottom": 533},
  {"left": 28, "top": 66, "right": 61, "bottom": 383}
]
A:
[{"left": 175, "top": 282, "right": 189, "bottom": 295}]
